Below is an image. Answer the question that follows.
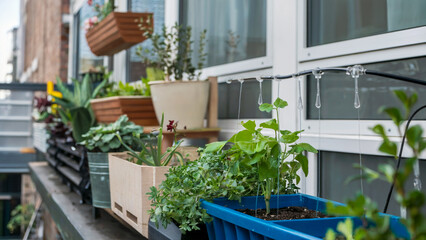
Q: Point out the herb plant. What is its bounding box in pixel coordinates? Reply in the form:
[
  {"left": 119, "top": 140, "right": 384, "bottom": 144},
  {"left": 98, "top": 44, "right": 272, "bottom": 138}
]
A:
[
  {"left": 98, "top": 81, "right": 149, "bottom": 98},
  {"left": 325, "top": 90, "right": 426, "bottom": 240},
  {"left": 79, "top": 115, "right": 144, "bottom": 153},
  {"left": 208, "top": 98, "right": 317, "bottom": 214},
  {"left": 136, "top": 23, "right": 207, "bottom": 81},
  {"left": 118, "top": 113, "right": 184, "bottom": 166},
  {"left": 148, "top": 147, "right": 258, "bottom": 233}
]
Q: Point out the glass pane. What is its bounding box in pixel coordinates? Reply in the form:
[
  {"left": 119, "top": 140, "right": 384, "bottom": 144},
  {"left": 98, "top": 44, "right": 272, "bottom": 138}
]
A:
[
  {"left": 307, "top": 57, "right": 426, "bottom": 120},
  {"left": 218, "top": 81, "right": 271, "bottom": 119},
  {"left": 319, "top": 151, "right": 426, "bottom": 216},
  {"left": 307, "top": 0, "right": 426, "bottom": 47},
  {"left": 127, "top": 0, "right": 165, "bottom": 82},
  {"left": 180, "top": 0, "right": 267, "bottom": 67},
  {"left": 75, "top": 0, "right": 104, "bottom": 77}
]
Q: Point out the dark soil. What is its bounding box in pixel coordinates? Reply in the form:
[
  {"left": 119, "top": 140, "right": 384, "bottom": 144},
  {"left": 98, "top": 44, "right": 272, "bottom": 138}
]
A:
[{"left": 237, "top": 206, "right": 328, "bottom": 221}]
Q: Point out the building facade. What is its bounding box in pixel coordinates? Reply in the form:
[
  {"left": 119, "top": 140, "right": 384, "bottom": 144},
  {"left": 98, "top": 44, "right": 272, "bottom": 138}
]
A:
[{"left": 68, "top": 0, "right": 426, "bottom": 216}]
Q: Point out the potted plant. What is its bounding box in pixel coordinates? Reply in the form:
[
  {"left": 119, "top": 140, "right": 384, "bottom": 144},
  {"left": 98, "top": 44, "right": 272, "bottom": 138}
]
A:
[
  {"left": 108, "top": 113, "right": 185, "bottom": 237},
  {"left": 53, "top": 74, "right": 106, "bottom": 142},
  {"left": 84, "top": 0, "right": 153, "bottom": 56},
  {"left": 137, "top": 23, "right": 209, "bottom": 129},
  {"left": 90, "top": 78, "right": 158, "bottom": 126},
  {"left": 32, "top": 95, "right": 54, "bottom": 153},
  {"left": 79, "top": 115, "right": 144, "bottom": 209}
]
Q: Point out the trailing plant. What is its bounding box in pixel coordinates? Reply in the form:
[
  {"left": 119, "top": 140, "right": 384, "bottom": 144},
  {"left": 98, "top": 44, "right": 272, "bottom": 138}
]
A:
[
  {"left": 207, "top": 98, "right": 317, "bottom": 214},
  {"left": 148, "top": 146, "right": 258, "bottom": 233},
  {"left": 117, "top": 113, "right": 184, "bottom": 166},
  {"left": 7, "top": 204, "right": 34, "bottom": 234},
  {"left": 136, "top": 23, "right": 207, "bottom": 81},
  {"left": 79, "top": 115, "right": 144, "bottom": 153},
  {"left": 325, "top": 90, "right": 426, "bottom": 240},
  {"left": 53, "top": 74, "right": 106, "bottom": 142}
]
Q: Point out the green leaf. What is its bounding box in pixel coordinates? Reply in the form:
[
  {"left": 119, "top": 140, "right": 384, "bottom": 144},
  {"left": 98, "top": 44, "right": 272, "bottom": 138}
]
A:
[
  {"left": 280, "top": 132, "right": 299, "bottom": 144},
  {"left": 378, "top": 140, "right": 397, "bottom": 157},
  {"left": 273, "top": 98, "right": 288, "bottom": 108},
  {"left": 325, "top": 229, "right": 336, "bottom": 240},
  {"left": 298, "top": 143, "right": 318, "bottom": 153},
  {"left": 70, "top": 107, "right": 93, "bottom": 142},
  {"left": 295, "top": 154, "right": 309, "bottom": 176},
  {"left": 336, "top": 218, "right": 354, "bottom": 240},
  {"left": 407, "top": 125, "right": 423, "bottom": 150},
  {"left": 380, "top": 107, "right": 403, "bottom": 127},
  {"left": 259, "top": 103, "right": 274, "bottom": 113},
  {"left": 378, "top": 164, "right": 395, "bottom": 183},
  {"left": 242, "top": 120, "right": 256, "bottom": 132},
  {"left": 204, "top": 141, "right": 227, "bottom": 153},
  {"left": 101, "top": 133, "right": 115, "bottom": 143},
  {"left": 260, "top": 119, "right": 279, "bottom": 131},
  {"left": 229, "top": 130, "right": 253, "bottom": 143}
]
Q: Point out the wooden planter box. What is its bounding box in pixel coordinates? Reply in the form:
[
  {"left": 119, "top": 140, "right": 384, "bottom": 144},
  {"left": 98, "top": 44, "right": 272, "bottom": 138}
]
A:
[
  {"left": 85, "top": 12, "right": 153, "bottom": 56},
  {"left": 108, "top": 153, "right": 169, "bottom": 237},
  {"left": 90, "top": 96, "right": 158, "bottom": 126}
]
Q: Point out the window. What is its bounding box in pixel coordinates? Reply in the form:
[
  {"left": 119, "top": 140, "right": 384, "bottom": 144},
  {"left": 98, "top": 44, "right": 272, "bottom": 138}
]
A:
[
  {"left": 307, "top": 0, "right": 426, "bottom": 47},
  {"left": 306, "top": 57, "right": 426, "bottom": 120},
  {"left": 73, "top": 0, "right": 104, "bottom": 79},
  {"left": 319, "top": 151, "right": 425, "bottom": 216},
  {"left": 127, "top": 0, "right": 165, "bottom": 82},
  {"left": 179, "top": 0, "right": 267, "bottom": 68}
]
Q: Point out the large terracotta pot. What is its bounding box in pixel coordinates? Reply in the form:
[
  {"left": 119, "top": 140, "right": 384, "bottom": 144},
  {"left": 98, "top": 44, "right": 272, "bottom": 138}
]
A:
[{"left": 149, "top": 81, "right": 210, "bottom": 129}]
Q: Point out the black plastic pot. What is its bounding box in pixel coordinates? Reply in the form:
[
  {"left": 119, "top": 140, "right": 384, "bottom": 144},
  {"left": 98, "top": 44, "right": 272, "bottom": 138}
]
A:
[{"left": 148, "top": 220, "right": 208, "bottom": 240}]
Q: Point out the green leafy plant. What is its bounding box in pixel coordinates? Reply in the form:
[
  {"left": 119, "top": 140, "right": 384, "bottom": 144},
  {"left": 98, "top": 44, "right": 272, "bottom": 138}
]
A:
[
  {"left": 98, "top": 81, "right": 150, "bottom": 98},
  {"left": 136, "top": 23, "right": 207, "bottom": 81},
  {"left": 117, "top": 113, "right": 184, "bottom": 166},
  {"left": 88, "top": 0, "right": 115, "bottom": 21},
  {"left": 325, "top": 90, "right": 426, "bottom": 240},
  {"left": 79, "top": 115, "right": 144, "bottom": 153},
  {"left": 148, "top": 147, "right": 257, "bottom": 233},
  {"left": 7, "top": 204, "right": 35, "bottom": 234},
  {"left": 53, "top": 74, "right": 106, "bottom": 142},
  {"left": 207, "top": 98, "right": 317, "bottom": 214}
]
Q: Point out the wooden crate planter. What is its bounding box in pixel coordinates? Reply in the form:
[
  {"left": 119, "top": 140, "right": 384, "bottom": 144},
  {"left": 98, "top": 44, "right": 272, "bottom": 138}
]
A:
[
  {"left": 86, "top": 12, "right": 153, "bottom": 56},
  {"left": 90, "top": 96, "right": 158, "bottom": 126},
  {"left": 109, "top": 153, "right": 169, "bottom": 237}
]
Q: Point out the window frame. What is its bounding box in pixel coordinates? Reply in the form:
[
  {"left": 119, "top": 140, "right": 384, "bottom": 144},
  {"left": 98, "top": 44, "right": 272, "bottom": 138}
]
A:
[
  {"left": 297, "top": 0, "right": 426, "bottom": 63},
  {"left": 295, "top": 0, "right": 426, "bottom": 196},
  {"left": 178, "top": 0, "right": 274, "bottom": 78}
]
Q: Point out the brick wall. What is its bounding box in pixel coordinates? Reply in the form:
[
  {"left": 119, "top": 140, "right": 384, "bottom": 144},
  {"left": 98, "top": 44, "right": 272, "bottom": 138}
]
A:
[{"left": 24, "top": 0, "right": 69, "bottom": 83}]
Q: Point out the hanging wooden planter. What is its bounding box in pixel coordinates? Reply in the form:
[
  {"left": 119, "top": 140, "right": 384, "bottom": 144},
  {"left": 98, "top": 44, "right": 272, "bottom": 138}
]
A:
[
  {"left": 90, "top": 96, "right": 158, "bottom": 126},
  {"left": 85, "top": 12, "right": 153, "bottom": 56}
]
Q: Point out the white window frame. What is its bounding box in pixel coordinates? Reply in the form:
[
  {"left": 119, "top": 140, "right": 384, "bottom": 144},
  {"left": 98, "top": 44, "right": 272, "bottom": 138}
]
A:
[
  {"left": 177, "top": 0, "right": 274, "bottom": 78},
  {"left": 295, "top": 0, "right": 426, "bottom": 196}
]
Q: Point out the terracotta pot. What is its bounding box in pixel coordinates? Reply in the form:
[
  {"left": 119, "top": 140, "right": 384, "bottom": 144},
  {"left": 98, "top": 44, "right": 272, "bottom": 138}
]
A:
[
  {"left": 149, "top": 81, "right": 210, "bottom": 129},
  {"left": 85, "top": 12, "right": 153, "bottom": 56},
  {"left": 90, "top": 96, "right": 158, "bottom": 126}
]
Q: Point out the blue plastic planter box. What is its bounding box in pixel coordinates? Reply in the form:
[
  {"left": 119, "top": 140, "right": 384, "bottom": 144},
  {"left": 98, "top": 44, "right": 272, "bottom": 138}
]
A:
[{"left": 201, "top": 194, "right": 408, "bottom": 240}]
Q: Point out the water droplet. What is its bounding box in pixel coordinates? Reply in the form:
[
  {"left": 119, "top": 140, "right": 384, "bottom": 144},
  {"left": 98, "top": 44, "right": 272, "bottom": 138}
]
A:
[
  {"left": 315, "top": 93, "right": 321, "bottom": 109},
  {"left": 354, "top": 92, "right": 361, "bottom": 109}
]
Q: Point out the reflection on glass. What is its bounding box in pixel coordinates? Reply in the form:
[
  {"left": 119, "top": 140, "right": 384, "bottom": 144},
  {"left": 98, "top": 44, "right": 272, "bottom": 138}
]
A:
[
  {"left": 307, "top": 57, "right": 426, "bottom": 120},
  {"left": 180, "top": 0, "right": 267, "bottom": 67},
  {"left": 219, "top": 81, "right": 271, "bottom": 119},
  {"left": 76, "top": 0, "right": 104, "bottom": 76},
  {"left": 319, "top": 151, "right": 426, "bottom": 216},
  {"left": 307, "top": 0, "right": 426, "bottom": 47},
  {"left": 127, "top": 0, "right": 165, "bottom": 82}
]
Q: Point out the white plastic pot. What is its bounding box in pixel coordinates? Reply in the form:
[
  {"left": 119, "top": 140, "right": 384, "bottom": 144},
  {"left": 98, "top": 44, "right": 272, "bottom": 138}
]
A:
[{"left": 149, "top": 81, "right": 210, "bottom": 129}]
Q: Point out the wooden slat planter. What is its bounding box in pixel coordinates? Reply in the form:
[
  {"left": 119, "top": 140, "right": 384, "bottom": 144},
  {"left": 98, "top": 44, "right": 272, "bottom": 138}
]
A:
[
  {"left": 86, "top": 12, "right": 153, "bottom": 56},
  {"left": 90, "top": 96, "right": 158, "bottom": 126},
  {"left": 108, "top": 153, "right": 169, "bottom": 237}
]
